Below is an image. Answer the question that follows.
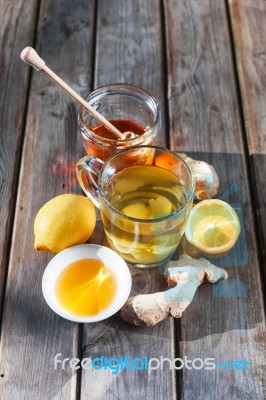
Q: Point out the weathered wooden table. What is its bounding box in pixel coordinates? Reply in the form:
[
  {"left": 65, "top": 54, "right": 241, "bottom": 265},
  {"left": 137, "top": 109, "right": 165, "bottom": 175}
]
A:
[{"left": 0, "top": 1, "right": 265, "bottom": 399}]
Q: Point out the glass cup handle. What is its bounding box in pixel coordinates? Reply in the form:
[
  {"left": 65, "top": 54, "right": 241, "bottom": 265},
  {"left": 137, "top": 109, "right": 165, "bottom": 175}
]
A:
[{"left": 76, "top": 156, "right": 104, "bottom": 208}]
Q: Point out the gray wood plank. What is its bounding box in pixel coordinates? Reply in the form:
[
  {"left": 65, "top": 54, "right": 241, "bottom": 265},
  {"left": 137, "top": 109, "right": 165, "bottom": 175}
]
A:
[
  {"left": 94, "top": 0, "right": 167, "bottom": 147},
  {"left": 164, "top": 0, "right": 266, "bottom": 399},
  {"left": 0, "top": 0, "right": 96, "bottom": 398},
  {"left": 0, "top": 0, "right": 39, "bottom": 326},
  {"left": 80, "top": 1, "right": 176, "bottom": 399},
  {"left": 228, "top": 0, "right": 266, "bottom": 279}
]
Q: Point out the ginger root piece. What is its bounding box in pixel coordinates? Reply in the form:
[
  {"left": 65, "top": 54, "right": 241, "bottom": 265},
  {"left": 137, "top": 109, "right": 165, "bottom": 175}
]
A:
[
  {"left": 155, "top": 152, "right": 219, "bottom": 200},
  {"left": 120, "top": 255, "right": 227, "bottom": 326},
  {"left": 178, "top": 153, "right": 219, "bottom": 200}
]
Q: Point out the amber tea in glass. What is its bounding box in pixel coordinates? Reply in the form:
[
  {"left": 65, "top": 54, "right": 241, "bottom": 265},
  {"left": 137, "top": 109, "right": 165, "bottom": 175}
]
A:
[{"left": 76, "top": 146, "right": 195, "bottom": 268}]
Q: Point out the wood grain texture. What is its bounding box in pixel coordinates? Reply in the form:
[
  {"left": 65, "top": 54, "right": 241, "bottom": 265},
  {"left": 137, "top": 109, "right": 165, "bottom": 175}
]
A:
[
  {"left": 0, "top": 0, "right": 95, "bottom": 398},
  {"left": 94, "top": 0, "right": 167, "bottom": 147},
  {"left": 228, "top": 0, "right": 266, "bottom": 278},
  {"left": 1, "top": 0, "right": 265, "bottom": 399},
  {"left": 0, "top": 0, "right": 40, "bottom": 328},
  {"left": 228, "top": 0, "right": 266, "bottom": 155},
  {"left": 80, "top": 1, "right": 176, "bottom": 399},
  {"left": 251, "top": 154, "right": 266, "bottom": 275},
  {"left": 164, "top": 0, "right": 266, "bottom": 398}
]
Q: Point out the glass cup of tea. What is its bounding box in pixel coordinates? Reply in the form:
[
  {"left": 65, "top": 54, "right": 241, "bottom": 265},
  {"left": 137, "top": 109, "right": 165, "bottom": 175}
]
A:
[
  {"left": 76, "top": 146, "right": 195, "bottom": 268},
  {"left": 78, "top": 84, "right": 160, "bottom": 161}
]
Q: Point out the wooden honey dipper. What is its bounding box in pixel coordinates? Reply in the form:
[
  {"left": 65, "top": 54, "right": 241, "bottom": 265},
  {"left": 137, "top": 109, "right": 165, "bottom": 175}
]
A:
[{"left": 20, "top": 47, "right": 137, "bottom": 140}]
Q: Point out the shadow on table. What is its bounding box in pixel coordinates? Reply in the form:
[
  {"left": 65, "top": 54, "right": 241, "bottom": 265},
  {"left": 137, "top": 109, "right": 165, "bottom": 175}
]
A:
[{"left": 167, "top": 151, "right": 265, "bottom": 340}]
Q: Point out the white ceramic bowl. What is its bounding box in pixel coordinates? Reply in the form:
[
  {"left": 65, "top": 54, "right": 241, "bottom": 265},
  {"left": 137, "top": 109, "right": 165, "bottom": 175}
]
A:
[{"left": 42, "top": 244, "right": 132, "bottom": 323}]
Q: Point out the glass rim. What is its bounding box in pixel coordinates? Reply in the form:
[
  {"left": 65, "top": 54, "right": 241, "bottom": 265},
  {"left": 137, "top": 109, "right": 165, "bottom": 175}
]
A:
[
  {"left": 98, "top": 145, "right": 195, "bottom": 223},
  {"left": 78, "top": 83, "right": 160, "bottom": 145}
]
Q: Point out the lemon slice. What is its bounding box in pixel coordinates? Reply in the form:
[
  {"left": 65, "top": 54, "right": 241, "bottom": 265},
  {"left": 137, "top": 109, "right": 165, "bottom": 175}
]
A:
[
  {"left": 121, "top": 195, "right": 173, "bottom": 220},
  {"left": 185, "top": 199, "right": 241, "bottom": 255}
]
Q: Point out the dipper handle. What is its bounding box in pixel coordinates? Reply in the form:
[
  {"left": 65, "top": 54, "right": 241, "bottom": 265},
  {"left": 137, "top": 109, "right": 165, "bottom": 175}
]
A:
[
  {"left": 20, "top": 47, "right": 137, "bottom": 140},
  {"left": 20, "top": 47, "right": 46, "bottom": 71}
]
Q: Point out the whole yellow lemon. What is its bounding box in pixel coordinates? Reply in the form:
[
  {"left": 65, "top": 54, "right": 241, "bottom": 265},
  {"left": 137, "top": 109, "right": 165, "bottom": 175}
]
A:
[{"left": 34, "top": 194, "right": 96, "bottom": 253}]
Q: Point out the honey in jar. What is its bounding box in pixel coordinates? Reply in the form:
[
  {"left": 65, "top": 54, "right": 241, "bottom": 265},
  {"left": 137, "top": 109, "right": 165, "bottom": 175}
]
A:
[{"left": 78, "top": 84, "right": 160, "bottom": 161}]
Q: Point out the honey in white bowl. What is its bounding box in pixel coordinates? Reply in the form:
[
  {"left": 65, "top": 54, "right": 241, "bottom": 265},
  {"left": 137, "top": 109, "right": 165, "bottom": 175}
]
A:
[{"left": 55, "top": 258, "right": 117, "bottom": 317}]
